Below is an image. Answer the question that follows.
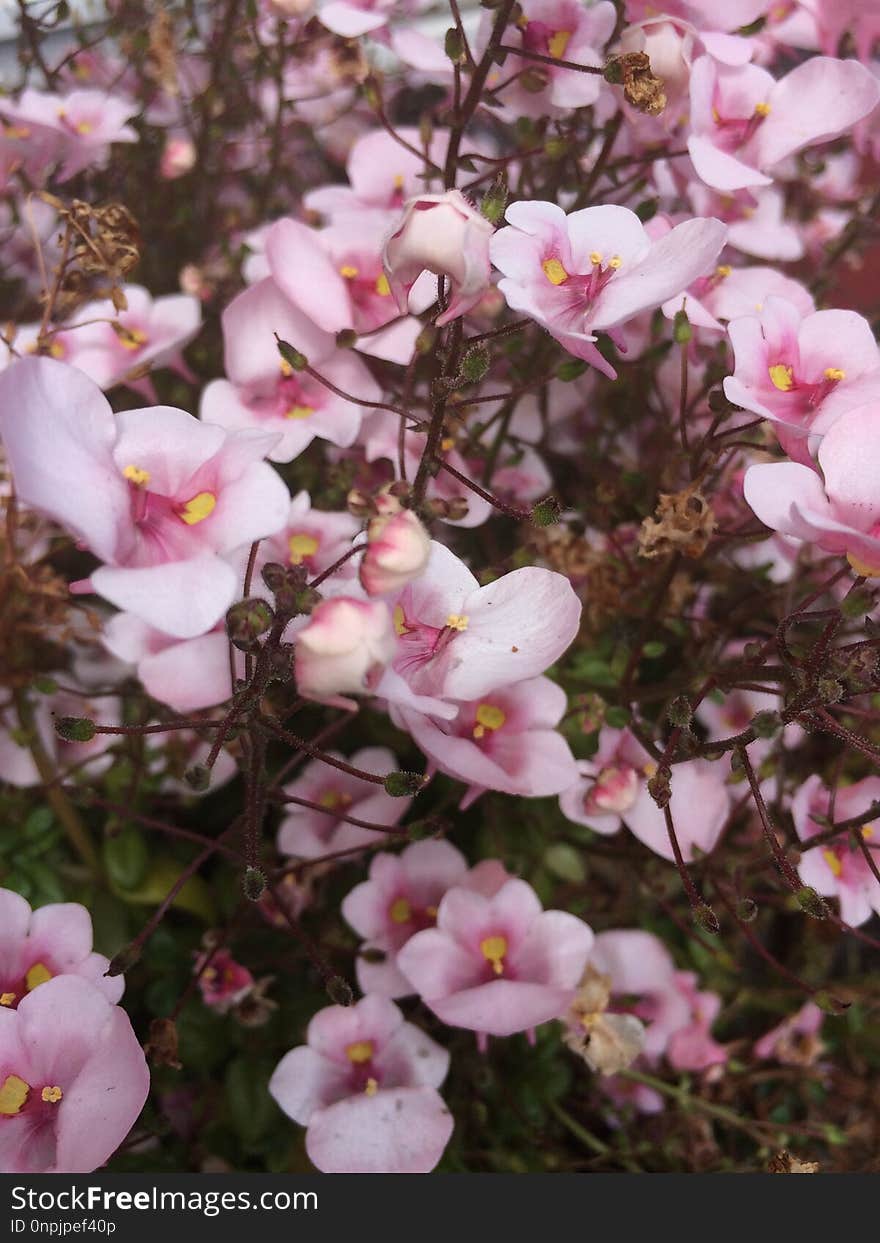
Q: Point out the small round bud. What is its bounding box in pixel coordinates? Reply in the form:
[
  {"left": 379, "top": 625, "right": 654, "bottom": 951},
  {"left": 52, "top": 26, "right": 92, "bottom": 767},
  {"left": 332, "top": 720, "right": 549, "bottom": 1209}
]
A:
[
  {"left": 383, "top": 770, "right": 429, "bottom": 797},
  {"left": 673, "top": 309, "right": 692, "bottom": 344},
  {"left": 531, "top": 496, "right": 561, "bottom": 527},
  {"left": 54, "top": 715, "right": 96, "bottom": 742},
  {"left": 479, "top": 175, "right": 508, "bottom": 225},
  {"left": 460, "top": 343, "right": 491, "bottom": 383},
  {"left": 325, "top": 974, "right": 354, "bottom": 1007},
  {"left": 520, "top": 67, "right": 550, "bottom": 93},
  {"left": 692, "top": 903, "right": 720, "bottom": 935},
  {"left": 225, "top": 598, "right": 274, "bottom": 651},
  {"left": 242, "top": 866, "right": 267, "bottom": 901},
  {"left": 335, "top": 328, "right": 358, "bottom": 350},
  {"left": 751, "top": 709, "right": 782, "bottom": 739},
  {"left": 735, "top": 897, "right": 758, "bottom": 923},
  {"left": 444, "top": 26, "right": 466, "bottom": 63},
  {"left": 647, "top": 764, "right": 672, "bottom": 808},
  {"left": 359, "top": 946, "right": 387, "bottom": 965},
  {"left": 666, "top": 695, "right": 693, "bottom": 727},
  {"left": 184, "top": 763, "right": 211, "bottom": 792},
  {"left": 796, "top": 886, "right": 830, "bottom": 919}
]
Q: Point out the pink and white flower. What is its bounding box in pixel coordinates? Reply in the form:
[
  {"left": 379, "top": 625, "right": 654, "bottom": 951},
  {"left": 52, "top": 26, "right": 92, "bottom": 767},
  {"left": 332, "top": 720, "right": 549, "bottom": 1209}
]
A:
[
  {"left": 792, "top": 775, "right": 880, "bottom": 926},
  {"left": 294, "top": 597, "right": 396, "bottom": 701}
]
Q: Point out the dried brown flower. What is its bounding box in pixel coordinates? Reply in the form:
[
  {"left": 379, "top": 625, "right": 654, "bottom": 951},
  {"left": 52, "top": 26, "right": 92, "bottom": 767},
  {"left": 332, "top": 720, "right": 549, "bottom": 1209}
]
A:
[
  {"left": 638, "top": 483, "right": 716, "bottom": 560},
  {"left": 605, "top": 53, "right": 667, "bottom": 117},
  {"left": 768, "top": 1150, "right": 820, "bottom": 1174}
]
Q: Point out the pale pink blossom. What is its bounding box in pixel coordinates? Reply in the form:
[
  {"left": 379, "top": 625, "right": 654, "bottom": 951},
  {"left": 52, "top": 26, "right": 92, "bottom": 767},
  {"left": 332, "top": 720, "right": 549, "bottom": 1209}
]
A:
[
  {"left": 491, "top": 200, "right": 727, "bottom": 376},
  {"left": 0, "top": 357, "right": 289, "bottom": 638},
  {"left": 360, "top": 502, "right": 431, "bottom": 597},
  {"left": 277, "top": 746, "right": 410, "bottom": 859},
  {"left": 0, "top": 890, "right": 123, "bottom": 1010},
  {"left": 753, "top": 1001, "right": 825, "bottom": 1065},
  {"left": 294, "top": 597, "right": 395, "bottom": 701},
  {"left": 159, "top": 135, "right": 196, "bottom": 180},
  {"left": 792, "top": 775, "right": 880, "bottom": 926},
  {"left": 397, "top": 877, "right": 594, "bottom": 1038},
  {"left": 384, "top": 190, "right": 495, "bottom": 327},
  {"left": 342, "top": 840, "right": 469, "bottom": 997},
  {"left": 194, "top": 948, "right": 255, "bottom": 1013},
  {"left": 0, "top": 87, "right": 138, "bottom": 182},
  {"left": 269, "top": 995, "right": 452, "bottom": 1173},
  {"left": 0, "top": 976, "right": 149, "bottom": 1173}
]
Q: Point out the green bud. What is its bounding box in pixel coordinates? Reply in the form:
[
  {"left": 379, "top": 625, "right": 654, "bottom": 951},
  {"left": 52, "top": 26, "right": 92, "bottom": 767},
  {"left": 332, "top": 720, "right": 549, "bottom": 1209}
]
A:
[
  {"left": 602, "top": 58, "right": 624, "bottom": 84},
  {"left": 667, "top": 695, "right": 692, "bottom": 726},
  {"left": 460, "top": 344, "right": 491, "bottom": 383},
  {"left": 326, "top": 974, "right": 354, "bottom": 1007},
  {"left": 242, "top": 866, "right": 267, "bottom": 901},
  {"left": 520, "top": 67, "right": 550, "bottom": 93},
  {"left": 106, "top": 941, "right": 142, "bottom": 978},
  {"left": 531, "top": 495, "right": 561, "bottom": 527},
  {"left": 444, "top": 26, "right": 466, "bottom": 63},
  {"left": 335, "top": 328, "right": 358, "bottom": 350},
  {"left": 736, "top": 897, "right": 758, "bottom": 922},
  {"left": 673, "top": 308, "right": 692, "bottom": 344},
  {"left": 54, "top": 715, "right": 96, "bottom": 742},
  {"left": 634, "top": 197, "right": 659, "bottom": 223},
  {"left": 275, "top": 335, "right": 308, "bottom": 371},
  {"left": 383, "top": 770, "right": 428, "bottom": 797},
  {"left": 692, "top": 903, "right": 720, "bottom": 935},
  {"left": 480, "top": 174, "right": 508, "bottom": 225},
  {"left": 225, "top": 597, "right": 274, "bottom": 651},
  {"left": 32, "top": 676, "right": 59, "bottom": 695},
  {"left": 841, "top": 586, "right": 876, "bottom": 618},
  {"left": 796, "top": 886, "right": 830, "bottom": 920},
  {"left": 184, "top": 763, "right": 211, "bottom": 792},
  {"left": 544, "top": 137, "right": 569, "bottom": 161},
  {"left": 814, "top": 990, "right": 850, "bottom": 1016},
  {"left": 751, "top": 709, "right": 782, "bottom": 739}
]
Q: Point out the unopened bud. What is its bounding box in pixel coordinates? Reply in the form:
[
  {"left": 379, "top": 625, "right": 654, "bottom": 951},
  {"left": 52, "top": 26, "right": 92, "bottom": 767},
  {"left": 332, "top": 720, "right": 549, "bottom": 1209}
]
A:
[
  {"left": 106, "top": 941, "right": 142, "bottom": 978},
  {"left": 692, "top": 902, "right": 720, "bottom": 935},
  {"left": 673, "top": 309, "right": 691, "bottom": 345},
  {"left": 242, "top": 866, "right": 267, "bottom": 901},
  {"left": 480, "top": 174, "right": 508, "bottom": 225},
  {"left": 647, "top": 764, "right": 672, "bottom": 808},
  {"left": 736, "top": 897, "right": 758, "bottom": 922},
  {"left": 383, "top": 770, "right": 428, "bottom": 797},
  {"left": 335, "top": 328, "right": 358, "bottom": 350},
  {"left": 531, "top": 496, "right": 561, "bottom": 527},
  {"left": 275, "top": 335, "right": 308, "bottom": 371},
  {"left": 444, "top": 26, "right": 466, "bottom": 63},
  {"left": 667, "top": 695, "right": 693, "bottom": 727},
  {"left": 226, "top": 598, "right": 274, "bottom": 651},
  {"left": 55, "top": 715, "right": 96, "bottom": 742},
  {"left": 813, "top": 990, "right": 850, "bottom": 1016},
  {"left": 751, "top": 709, "right": 782, "bottom": 739},
  {"left": 460, "top": 343, "right": 491, "bottom": 383},
  {"left": 325, "top": 974, "right": 354, "bottom": 1006},
  {"left": 796, "top": 886, "right": 830, "bottom": 920},
  {"left": 184, "top": 763, "right": 211, "bottom": 792}
]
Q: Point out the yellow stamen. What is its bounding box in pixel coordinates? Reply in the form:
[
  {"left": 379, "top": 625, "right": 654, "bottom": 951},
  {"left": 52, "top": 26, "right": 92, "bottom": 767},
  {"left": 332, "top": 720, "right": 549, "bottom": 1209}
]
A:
[
  {"left": 822, "top": 849, "right": 842, "bottom": 878},
  {"left": 279, "top": 357, "right": 293, "bottom": 378},
  {"left": 25, "top": 962, "right": 52, "bottom": 992},
  {"left": 288, "top": 532, "right": 319, "bottom": 565},
  {"left": 75, "top": 120, "right": 94, "bottom": 135},
  {"left": 440, "top": 436, "right": 455, "bottom": 452},
  {"left": 847, "top": 552, "right": 880, "bottom": 577},
  {"left": 116, "top": 327, "right": 147, "bottom": 351},
  {"left": 284, "top": 405, "right": 314, "bottom": 420},
  {"left": 123, "top": 464, "right": 151, "bottom": 487},
  {"left": 643, "top": 761, "right": 657, "bottom": 779},
  {"left": 393, "top": 604, "right": 409, "bottom": 636},
  {"left": 472, "top": 703, "right": 506, "bottom": 741},
  {"left": 589, "top": 251, "right": 603, "bottom": 265},
  {"left": 364, "top": 1077, "right": 379, "bottom": 1097},
  {"left": 548, "top": 30, "right": 571, "bottom": 59},
  {"left": 389, "top": 897, "right": 412, "bottom": 924},
  {"left": 375, "top": 272, "right": 391, "bottom": 297},
  {"left": 480, "top": 934, "right": 508, "bottom": 976},
  {"left": 754, "top": 102, "right": 771, "bottom": 117},
  {"left": 716, "top": 264, "right": 732, "bottom": 278},
  {"left": 41, "top": 1085, "right": 63, "bottom": 1104},
  {"left": 824, "top": 367, "right": 846, "bottom": 382},
  {"left": 392, "top": 174, "right": 404, "bottom": 190},
  {"left": 339, "top": 265, "right": 359, "bottom": 279},
  {"left": 346, "top": 1040, "right": 374, "bottom": 1064},
  {"left": 445, "top": 613, "right": 469, "bottom": 631},
  {"left": 862, "top": 825, "right": 874, "bottom": 840},
  {"left": 608, "top": 255, "right": 622, "bottom": 269},
  {"left": 542, "top": 257, "right": 568, "bottom": 285},
  {"left": 4, "top": 125, "right": 31, "bottom": 139},
  {"left": 48, "top": 341, "right": 65, "bottom": 359},
  {"left": 0, "top": 993, "right": 15, "bottom": 1007},
  {"left": 0, "top": 1074, "right": 29, "bottom": 1116},
  {"left": 319, "top": 790, "right": 349, "bottom": 811},
  {"left": 178, "top": 492, "right": 216, "bottom": 525},
  {"left": 768, "top": 363, "right": 794, "bottom": 392}
]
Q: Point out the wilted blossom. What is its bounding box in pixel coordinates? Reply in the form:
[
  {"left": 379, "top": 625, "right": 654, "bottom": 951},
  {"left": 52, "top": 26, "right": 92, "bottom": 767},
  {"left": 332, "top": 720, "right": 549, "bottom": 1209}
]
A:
[
  {"left": 753, "top": 1002, "right": 826, "bottom": 1067},
  {"left": 0, "top": 890, "right": 123, "bottom": 1010},
  {"left": 0, "top": 976, "right": 149, "bottom": 1173},
  {"left": 269, "top": 995, "right": 453, "bottom": 1173},
  {"left": 194, "top": 944, "right": 256, "bottom": 1014},
  {"left": 383, "top": 190, "right": 495, "bottom": 327},
  {"left": 397, "top": 877, "right": 594, "bottom": 1040}
]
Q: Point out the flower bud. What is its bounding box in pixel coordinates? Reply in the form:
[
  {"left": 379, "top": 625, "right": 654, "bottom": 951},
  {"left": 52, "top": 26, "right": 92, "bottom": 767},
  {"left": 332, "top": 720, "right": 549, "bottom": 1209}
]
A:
[
  {"left": 294, "top": 597, "right": 395, "bottom": 699},
  {"left": 226, "top": 598, "right": 274, "bottom": 651},
  {"left": 242, "top": 866, "right": 267, "bottom": 901},
  {"left": 159, "top": 136, "right": 196, "bottom": 180},
  {"left": 384, "top": 770, "right": 429, "bottom": 797},
  {"left": 54, "top": 715, "right": 96, "bottom": 742},
  {"left": 360, "top": 508, "right": 431, "bottom": 597},
  {"left": 325, "top": 974, "right": 354, "bottom": 1006}
]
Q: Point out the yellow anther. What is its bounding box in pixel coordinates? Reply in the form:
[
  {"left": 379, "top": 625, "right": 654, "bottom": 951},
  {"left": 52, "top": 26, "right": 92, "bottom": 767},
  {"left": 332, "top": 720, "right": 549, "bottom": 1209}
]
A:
[
  {"left": 25, "top": 962, "right": 52, "bottom": 992},
  {"left": 284, "top": 404, "right": 314, "bottom": 420},
  {"left": 346, "top": 1040, "right": 374, "bottom": 1064},
  {"left": 768, "top": 363, "right": 794, "bottom": 392},
  {"left": 389, "top": 897, "right": 413, "bottom": 924},
  {"left": 0, "top": 1074, "right": 29, "bottom": 1116},
  {"left": 643, "top": 761, "right": 657, "bottom": 779},
  {"left": 480, "top": 934, "right": 508, "bottom": 976},
  {"left": 542, "top": 257, "right": 568, "bottom": 285},
  {"left": 754, "top": 102, "right": 771, "bottom": 117},
  {"left": 116, "top": 327, "right": 147, "bottom": 351},
  {"left": 392, "top": 174, "right": 404, "bottom": 190},
  {"left": 339, "top": 265, "right": 359, "bottom": 279},
  {"left": 824, "top": 367, "right": 846, "bottom": 382},
  {"left": 445, "top": 613, "right": 469, "bottom": 631},
  {"left": 46, "top": 340, "right": 65, "bottom": 359},
  {"left": 319, "top": 790, "right": 350, "bottom": 811},
  {"left": 75, "top": 120, "right": 94, "bottom": 135},
  {"left": 589, "top": 251, "right": 603, "bottom": 265},
  {"left": 41, "top": 1085, "right": 63, "bottom": 1104},
  {"left": 548, "top": 30, "right": 571, "bottom": 59},
  {"left": 5, "top": 124, "right": 31, "bottom": 139},
  {"left": 440, "top": 436, "right": 455, "bottom": 452},
  {"left": 0, "top": 993, "right": 15, "bottom": 1007},
  {"left": 280, "top": 357, "right": 293, "bottom": 377},
  {"left": 393, "top": 604, "right": 409, "bottom": 636},
  {"left": 716, "top": 264, "right": 732, "bottom": 278},
  {"left": 178, "top": 491, "right": 216, "bottom": 525},
  {"left": 863, "top": 825, "right": 874, "bottom": 840},
  {"left": 846, "top": 552, "right": 880, "bottom": 577},
  {"left": 472, "top": 703, "right": 506, "bottom": 741},
  {"left": 364, "top": 1077, "right": 379, "bottom": 1097},
  {"left": 608, "top": 255, "right": 622, "bottom": 269},
  {"left": 375, "top": 272, "right": 391, "bottom": 297},
  {"left": 822, "top": 849, "right": 842, "bottom": 878},
  {"left": 288, "top": 532, "right": 319, "bottom": 565},
  {"left": 123, "top": 464, "right": 151, "bottom": 487}
]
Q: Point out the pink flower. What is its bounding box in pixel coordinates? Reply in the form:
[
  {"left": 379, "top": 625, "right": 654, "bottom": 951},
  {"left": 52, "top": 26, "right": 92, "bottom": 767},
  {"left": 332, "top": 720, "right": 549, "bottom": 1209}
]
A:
[
  {"left": 724, "top": 296, "right": 880, "bottom": 463},
  {"left": 664, "top": 974, "right": 728, "bottom": 1073},
  {"left": 384, "top": 190, "right": 495, "bottom": 327},
  {"left": 269, "top": 995, "right": 452, "bottom": 1173},
  {"left": 260, "top": 491, "right": 361, "bottom": 580},
  {"left": 194, "top": 948, "right": 255, "bottom": 1013},
  {"left": 0, "top": 976, "right": 149, "bottom": 1173},
  {"left": 383, "top": 540, "right": 581, "bottom": 707},
  {"left": 393, "top": 676, "right": 578, "bottom": 809},
  {"left": 478, "top": 0, "right": 616, "bottom": 120},
  {"left": 0, "top": 87, "right": 138, "bottom": 182},
  {"left": 360, "top": 501, "right": 431, "bottom": 597},
  {"left": 753, "top": 1002, "right": 825, "bottom": 1065},
  {"left": 201, "top": 278, "right": 382, "bottom": 461},
  {"left": 278, "top": 746, "right": 410, "bottom": 859},
  {"left": 396, "top": 877, "right": 594, "bottom": 1037},
  {"left": 744, "top": 402, "right": 880, "bottom": 576},
  {"left": 687, "top": 54, "right": 880, "bottom": 192},
  {"left": 342, "top": 840, "right": 469, "bottom": 997},
  {"left": 0, "top": 890, "right": 123, "bottom": 1010},
  {"left": 491, "top": 200, "right": 726, "bottom": 377},
  {"left": 792, "top": 775, "right": 880, "bottom": 926},
  {"left": 159, "top": 135, "right": 196, "bottom": 180},
  {"left": 559, "top": 727, "right": 732, "bottom": 862},
  {"left": 0, "top": 357, "right": 289, "bottom": 638},
  {"left": 294, "top": 597, "right": 395, "bottom": 701}
]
